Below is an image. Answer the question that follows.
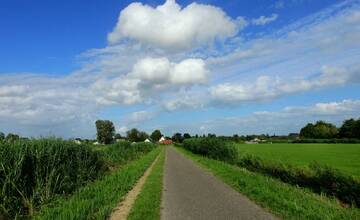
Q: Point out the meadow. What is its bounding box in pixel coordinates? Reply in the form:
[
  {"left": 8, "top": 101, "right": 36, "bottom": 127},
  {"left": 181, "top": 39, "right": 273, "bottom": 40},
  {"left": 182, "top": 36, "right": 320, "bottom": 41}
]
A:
[{"left": 236, "top": 143, "right": 360, "bottom": 177}]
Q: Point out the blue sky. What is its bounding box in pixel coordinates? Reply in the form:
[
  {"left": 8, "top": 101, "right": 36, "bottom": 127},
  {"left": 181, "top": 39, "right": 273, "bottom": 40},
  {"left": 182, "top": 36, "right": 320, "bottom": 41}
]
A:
[{"left": 0, "top": 0, "right": 359, "bottom": 138}]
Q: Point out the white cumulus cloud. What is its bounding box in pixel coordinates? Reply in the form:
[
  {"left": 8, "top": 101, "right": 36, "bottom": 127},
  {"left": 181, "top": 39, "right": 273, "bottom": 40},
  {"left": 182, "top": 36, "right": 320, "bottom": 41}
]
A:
[
  {"left": 210, "top": 65, "right": 360, "bottom": 104},
  {"left": 92, "top": 57, "right": 208, "bottom": 106},
  {"left": 108, "top": 0, "right": 243, "bottom": 51},
  {"left": 130, "top": 57, "right": 207, "bottom": 85}
]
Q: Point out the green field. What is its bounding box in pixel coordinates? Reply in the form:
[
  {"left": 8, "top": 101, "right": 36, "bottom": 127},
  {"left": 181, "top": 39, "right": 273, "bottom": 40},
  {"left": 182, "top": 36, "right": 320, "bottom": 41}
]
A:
[{"left": 236, "top": 143, "right": 360, "bottom": 177}]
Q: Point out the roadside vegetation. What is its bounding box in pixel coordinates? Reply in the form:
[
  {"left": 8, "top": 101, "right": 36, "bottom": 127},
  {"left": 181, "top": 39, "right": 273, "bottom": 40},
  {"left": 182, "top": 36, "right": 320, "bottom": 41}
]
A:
[
  {"left": 0, "top": 139, "right": 105, "bottom": 219},
  {"left": 127, "top": 148, "right": 165, "bottom": 220},
  {"left": 181, "top": 138, "right": 360, "bottom": 209},
  {"left": 35, "top": 147, "right": 161, "bottom": 220},
  {"left": 177, "top": 146, "right": 360, "bottom": 219},
  {"left": 182, "top": 137, "right": 237, "bottom": 163},
  {"left": 0, "top": 138, "right": 157, "bottom": 219}
]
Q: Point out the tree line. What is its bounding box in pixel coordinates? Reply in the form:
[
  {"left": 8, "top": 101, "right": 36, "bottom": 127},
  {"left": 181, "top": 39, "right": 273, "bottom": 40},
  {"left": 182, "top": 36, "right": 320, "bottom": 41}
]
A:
[
  {"left": 95, "top": 120, "right": 195, "bottom": 144},
  {"left": 2, "top": 118, "right": 359, "bottom": 145},
  {"left": 299, "top": 118, "right": 360, "bottom": 139},
  {"left": 95, "top": 120, "right": 162, "bottom": 144}
]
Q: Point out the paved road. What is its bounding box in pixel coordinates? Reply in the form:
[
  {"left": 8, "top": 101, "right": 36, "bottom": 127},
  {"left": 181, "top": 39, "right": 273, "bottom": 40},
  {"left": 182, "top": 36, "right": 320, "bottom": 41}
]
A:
[{"left": 161, "top": 147, "right": 278, "bottom": 220}]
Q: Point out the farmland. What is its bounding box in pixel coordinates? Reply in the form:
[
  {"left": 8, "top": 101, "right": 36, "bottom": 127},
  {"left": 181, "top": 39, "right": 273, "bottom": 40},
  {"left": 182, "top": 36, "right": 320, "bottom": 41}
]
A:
[
  {"left": 1, "top": 136, "right": 360, "bottom": 220},
  {"left": 236, "top": 143, "right": 360, "bottom": 177}
]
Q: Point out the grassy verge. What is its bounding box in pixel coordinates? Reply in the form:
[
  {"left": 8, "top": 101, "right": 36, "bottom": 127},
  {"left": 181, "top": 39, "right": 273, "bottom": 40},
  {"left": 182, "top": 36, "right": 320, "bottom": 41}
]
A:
[
  {"left": 127, "top": 147, "right": 165, "bottom": 220},
  {"left": 175, "top": 146, "right": 360, "bottom": 220},
  {"left": 35, "top": 147, "right": 161, "bottom": 220}
]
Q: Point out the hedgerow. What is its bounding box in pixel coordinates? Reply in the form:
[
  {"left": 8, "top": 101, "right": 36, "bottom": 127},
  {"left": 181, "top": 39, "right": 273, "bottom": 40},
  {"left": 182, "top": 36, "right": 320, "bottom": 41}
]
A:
[
  {"left": 292, "top": 138, "right": 360, "bottom": 143},
  {"left": 238, "top": 155, "right": 360, "bottom": 207},
  {"left": 182, "top": 138, "right": 237, "bottom": 163}
]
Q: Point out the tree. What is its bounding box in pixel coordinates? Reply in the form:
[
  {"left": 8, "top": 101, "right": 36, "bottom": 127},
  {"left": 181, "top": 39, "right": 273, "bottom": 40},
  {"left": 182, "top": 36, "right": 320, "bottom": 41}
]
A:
[
  {"left": 138, "top": 131, "right": 149, "bottom": 142},
  {"left": 150, "top": 130, "right": 162, "bottom": 142},
  {"left": 208, "top": 133, "right": 216, "bottom": 138},
  {"left": 95, "top": 120, "right": 115, "bottom": 144},
  {"left": 339, "top": 118, "right": 360, "bottom": 138},
  {"left": 6, "top": 133, "right": 20, "bottom": 142},
  {"left": 183, "top": 133, "right": 191, "bottom": 139},
  {"left": 300, "top": 123, "right": 315, "bottom": 138},
  {"left": 127, "top": 128, "right": 140, "bottom": 142},
  {"left": 0, "top": 132, "right": 5, "bottom": 141},
  {"left": 172, "top": 133, "right": 183, "bottom": 143},
  {"left": 114, "top": 133, "right": 122, "bottom": 140}
]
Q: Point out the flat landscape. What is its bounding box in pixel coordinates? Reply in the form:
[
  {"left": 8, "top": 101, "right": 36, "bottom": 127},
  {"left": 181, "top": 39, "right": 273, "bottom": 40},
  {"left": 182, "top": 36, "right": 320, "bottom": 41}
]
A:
[
  {"left": 236, "top": 143, "right": 360, "bottom": 177},
  {"left": 1, "top": 0, "right": 360, "bottom": 219}
]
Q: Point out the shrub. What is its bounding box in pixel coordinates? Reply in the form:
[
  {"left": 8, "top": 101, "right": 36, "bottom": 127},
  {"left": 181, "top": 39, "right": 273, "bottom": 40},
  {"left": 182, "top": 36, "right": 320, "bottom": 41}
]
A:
[
  {"left": 183, "top": 138, "right": 237, "bottom": 163},
  {"left": 310, "top": 163, "right": 360, "bottom": 207}
]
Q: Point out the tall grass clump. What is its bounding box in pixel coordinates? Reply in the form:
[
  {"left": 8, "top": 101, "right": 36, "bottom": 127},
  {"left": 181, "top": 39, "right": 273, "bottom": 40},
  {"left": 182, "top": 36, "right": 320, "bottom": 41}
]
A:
[
  {"left": 182, "top": 138, "right": 237, "bottom": 163},
  {"left": 0, "top": 138, "right": 105, "bottom": 219}
]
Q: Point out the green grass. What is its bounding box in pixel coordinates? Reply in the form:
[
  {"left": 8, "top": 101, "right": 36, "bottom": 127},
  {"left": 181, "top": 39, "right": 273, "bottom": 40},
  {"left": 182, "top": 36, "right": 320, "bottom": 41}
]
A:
[
  {"left": 176, "top": 146, "right": 360, "bottom": 220},
  {"left": 236, "top": 143, "right": 360, "bottom": 177},
  {"left": 35, "top": 147, "right": 161, "bottom": 220},
  {"left": 127, "top": 147, "right": 165, "bottom": 220}
]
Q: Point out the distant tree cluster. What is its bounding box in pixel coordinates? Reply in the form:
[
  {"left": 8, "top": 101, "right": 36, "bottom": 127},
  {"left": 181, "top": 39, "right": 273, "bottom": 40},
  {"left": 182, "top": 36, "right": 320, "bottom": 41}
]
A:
[
  {"left": 126, "top": 128, "right": 149, "bottom": 142},
  {"left": 300, "top": 121, "right": 338, "bottom": 139},
  {"left": 150, "top": 129, "right": 162, "bottom": 142},
  {"left": 338, "top": 118, "right": 360, "bottom": 138},
  {"left": 170, "top": 132, "right": 192, "bottom": 143},
  {"left": 94, "top": 120, "right": 167, "bottom": 144},
  {"left": 300, "top": 118, "right": 360, "bottom": 139},
  {"left": 0, "top": 132, "right": 21, "bottom": 142}
]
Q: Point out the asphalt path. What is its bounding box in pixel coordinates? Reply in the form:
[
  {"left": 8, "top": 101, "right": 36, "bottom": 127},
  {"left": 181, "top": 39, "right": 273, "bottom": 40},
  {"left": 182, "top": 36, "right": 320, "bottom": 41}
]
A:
[{"left": 161, "top": 147, "right": 279, "bottom": 220}]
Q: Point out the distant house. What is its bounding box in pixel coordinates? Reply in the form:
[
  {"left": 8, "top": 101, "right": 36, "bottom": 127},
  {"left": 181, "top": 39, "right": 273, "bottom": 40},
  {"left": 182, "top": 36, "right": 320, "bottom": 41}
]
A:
[
  {"left": 116, "top": 138, "right": 127, "bottom": 142},
  {"left": 74, "top": 139, "right": 81, "bottom": 145},
  {"left": 159, "top": 136, "right": 166, "bottom": 143},
  {"left": 144, "top": 138, "right": 151, "bottom": 143},
  {"left": 93, "top": 141, "right": 100, "bottom": 145},
  {"left": 245, "top": 138, "right": 262, "bottom": 144},
  {"left": 158, "top": 136, "right": 173, "bottom": 145}
]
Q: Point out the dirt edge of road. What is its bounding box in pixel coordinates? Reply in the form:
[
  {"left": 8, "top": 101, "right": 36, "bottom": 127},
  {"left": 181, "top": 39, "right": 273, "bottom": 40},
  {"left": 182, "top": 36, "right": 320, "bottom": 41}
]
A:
[{"left": 109, "top": 151, "right": 162, "bottom": 220}]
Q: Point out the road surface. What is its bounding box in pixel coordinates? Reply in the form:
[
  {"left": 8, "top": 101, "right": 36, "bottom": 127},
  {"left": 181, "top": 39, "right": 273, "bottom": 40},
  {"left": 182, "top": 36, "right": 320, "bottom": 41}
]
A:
[{"left": 161, "top": 147, "right": 278, "bottom": 220}]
